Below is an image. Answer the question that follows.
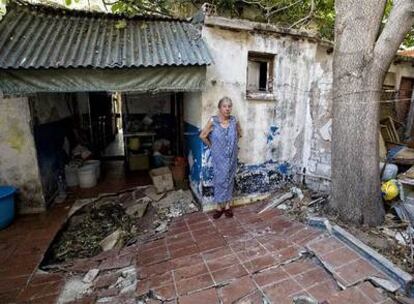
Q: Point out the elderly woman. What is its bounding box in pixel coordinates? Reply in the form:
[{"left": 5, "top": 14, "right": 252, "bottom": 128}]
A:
[{"left": 200, "top": 97, "right": 242, "bottom": 219}]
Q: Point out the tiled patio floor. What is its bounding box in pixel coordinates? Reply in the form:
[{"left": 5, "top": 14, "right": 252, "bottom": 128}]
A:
[{"left": 0, "top": 197, "right": 400, "bottom": 303}]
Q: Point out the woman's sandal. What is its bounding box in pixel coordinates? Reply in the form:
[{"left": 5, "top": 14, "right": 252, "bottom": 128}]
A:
[
  {"left": 213, "top": 209, "right": 224, "bottom": 219},
  {"left": 224, "top": 208, "right": 233, "bottom": 218}
]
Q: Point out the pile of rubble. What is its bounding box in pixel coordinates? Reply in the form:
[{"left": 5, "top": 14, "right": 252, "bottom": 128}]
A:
[{"left": 44, "top": 186, "right": 198, "bottom": 266}]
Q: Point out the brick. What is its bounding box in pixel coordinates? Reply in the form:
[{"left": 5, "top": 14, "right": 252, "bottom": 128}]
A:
[
  {"left": 320, "top": 247, "right": 361, "bottom": 269},
  {"left": 307, "top": 236, "right": 344, "bottom": 255},
  {"left": 261, "top": 238, "right": 292, "bottom": 253},
  {"left": 218, "top": 276, "right": 257, "bottom": 304},
  {"left": 235, "top": 246, "right": 268, "bottom": 262},
  {"left": 170, "top": 244, "right": 200, "bottom": 259},
  {"left": 263, "top": 278, "right": 303, "bottom": 302},
  {"left": 138, "top": 260, "right": 172, "bottom": 278},
  {"left": 325, "top": 286, "right": 371, "bottom": 304},
  {"left": 0, "top": 275, "right": 30, "bottom": 293},
  {"left": 294, "top": 267, "right": 333, "bottom": 289},
  {"left": 179, "top": 288, "right": 219, "bottom": 304},
  {"left": 335, "top": 259, "right": 379, "bottom": 285},
  {"left": 167, "top": 231, "right": 193, "bottom": 244},
  {"left": 167, "top": 238, "right": 196, "bottom": 251},
  {"left": 206, "top": 254, "right": 239, "bottom": 272},
  {"left": 201, "top": 246, "right": 233, "bottom": 261},
  {"left": 275, "top": 245, "right": 302, "bottom": 263},
  {"left": 282, "top": 259, "right": 318, "bottom": 276},
  {"left": 253, "top": 267, "right": 290, "bottom": 287},
  {"left": 170, "top": 253, "right": 203, "bottom": 269},
  {"left": 173, "top": 263, "right": 209, "bottom": 281},
  {"left": 153, "top": 284, "right": 176, "bottom": 300},
  {"left": 231, "top": 239, "right": 262, "bottom": 252},
  {"left": 306, "top": 280, "right": 340, "bottom": 302},
  {"left": 136, "top": 271, "right": 173, "bottom": 295},
  {"left": 175, "top": 273, "right": 214, "bottom": 296},
  {"left": 243, "top": 255, "right": 277, "bottom": 273},
  {"left": 357, "top": 282, "right": 387, "bottom": 303},
  {"left": 211, "top": 264, "right": 248, "bottom": 284},
  {"left": 197, "top": 238, "right": 227, "bottom": 252}
]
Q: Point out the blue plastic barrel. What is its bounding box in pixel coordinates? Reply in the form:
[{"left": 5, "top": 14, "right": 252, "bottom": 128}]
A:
[{"left": 0, "top": 186, "right": 16, "bottom": 229}]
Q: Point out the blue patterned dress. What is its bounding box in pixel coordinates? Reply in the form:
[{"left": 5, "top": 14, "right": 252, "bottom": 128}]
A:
[{"left": 209, "top": 115, "right": 238, "bottom": 204}]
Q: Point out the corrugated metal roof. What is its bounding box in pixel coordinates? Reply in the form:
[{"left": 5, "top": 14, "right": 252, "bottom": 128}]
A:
[{"left": 0, "top": 2, "right": 212, "bottom": 69}]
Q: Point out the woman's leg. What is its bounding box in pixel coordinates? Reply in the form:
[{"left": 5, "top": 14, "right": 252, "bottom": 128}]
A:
[
  {"left": 213, "top": 202, "right": 225, "bottom": 219},
  {"left": 224, "top": 201, "right": 233, "bottom": 217}
]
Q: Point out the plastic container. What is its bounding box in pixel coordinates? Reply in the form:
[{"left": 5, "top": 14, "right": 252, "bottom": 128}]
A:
[
  {"left": 149, "top": 167, "right": 174, "bottom": 193},
  {"left": 65, "top": 165, "right": 79, "bottom": 187},
  {"left": 84, "top": 160, "right": 101, "bottom": 179},
  {"left": 172, "top": 157, "right": 187, "bottom": 185},
  {"left": 380, "top": 162, "right": 398, "bottom": 181},
  {"left": 0, "top": 186, "right": 16, "bottom": 230},
  {"left": 78, "top": 165, "right": 97, "bottom": 188}
]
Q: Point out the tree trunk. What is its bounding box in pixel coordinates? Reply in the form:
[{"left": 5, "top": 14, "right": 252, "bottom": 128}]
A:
[{"left": 330, "top": 0, "right": 414, "bottom": 226}]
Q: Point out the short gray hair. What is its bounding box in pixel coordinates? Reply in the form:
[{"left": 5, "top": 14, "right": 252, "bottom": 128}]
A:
[{"left": 218, "top": 96, "right": 232, "bottom": 108}]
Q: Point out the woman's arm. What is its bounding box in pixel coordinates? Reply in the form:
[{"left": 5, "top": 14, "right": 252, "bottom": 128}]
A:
[{"left": 199, "top": 119, "right": 213, "bottom": 147}]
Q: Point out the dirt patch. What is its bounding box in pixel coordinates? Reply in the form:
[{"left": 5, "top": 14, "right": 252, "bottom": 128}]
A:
[{"left": 43, "top": 186, "right": 198, "bottom": 267}]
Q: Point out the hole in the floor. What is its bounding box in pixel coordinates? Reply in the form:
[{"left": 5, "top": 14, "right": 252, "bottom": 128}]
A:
[{"left": 40, "top": 186, "right": 198, "bottom": 270}]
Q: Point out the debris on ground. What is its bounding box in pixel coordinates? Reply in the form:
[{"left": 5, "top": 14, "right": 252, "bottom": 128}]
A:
[
  {"left": 44, "top": 186, "right": 198, "bottom": 266},
  {"left": 259, "top": 186, "right": 414, "bottom": 273}
]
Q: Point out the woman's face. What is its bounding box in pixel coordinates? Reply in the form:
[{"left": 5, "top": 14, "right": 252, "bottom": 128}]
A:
[{"left": 219, "top": 101, "right": 232, "bottom": 118}]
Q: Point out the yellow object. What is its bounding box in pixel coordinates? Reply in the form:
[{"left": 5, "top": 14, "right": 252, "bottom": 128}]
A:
[
  {"left": 128, "top": 137, "right": 140, "bottom": 151},
  {"left": 381, "top": 180, "right": 399, "bottom": 201}
]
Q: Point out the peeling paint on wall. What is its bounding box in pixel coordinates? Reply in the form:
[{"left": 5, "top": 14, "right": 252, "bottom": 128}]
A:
[
  {"left": 199, "top": 24, "right": 334, "bottom": 203},
  {"left": 0, "top": 96, "right": 45, "bottom": 213}
]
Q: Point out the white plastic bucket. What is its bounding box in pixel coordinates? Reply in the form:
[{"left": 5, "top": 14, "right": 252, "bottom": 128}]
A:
[
  {"left": 65, "top": 165, "right": 79, "bottom": 187},
  {"left": 78, "top": 165, "right": 97, "bottom": 188},
  {"left": 84, "top": 160, "right": 101, "bottom": 179}
]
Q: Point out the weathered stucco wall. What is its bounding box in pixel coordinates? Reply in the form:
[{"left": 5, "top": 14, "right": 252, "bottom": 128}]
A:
[
  {"left": 183, "top": 92, "right": 203, "bottom": 200},
  {"left": 200, "top": 21, "right": 333, "bottom": 205},
  {"left": 0, "top": 96, "right": 45, "bottom": 213}
]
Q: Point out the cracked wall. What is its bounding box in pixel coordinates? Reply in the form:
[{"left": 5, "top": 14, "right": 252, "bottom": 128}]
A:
[
  {"left": 0, "top": 96, "right": 45, "bottom": 213},
  {"left": 199, "top": 24, "right": 333, "bottom": 205}
]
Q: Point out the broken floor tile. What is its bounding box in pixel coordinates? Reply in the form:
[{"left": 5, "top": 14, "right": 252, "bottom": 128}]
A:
[
  {"left": 99, "top": 255, "right": 132, "bottom": 271},
  {"left": 253, "top": 267, "right": 290, "bottom": 287},
  {"left": 325, "top": 285, "right": 372, "bottom": 304},
  {"left": 94, "top": 273, "right": 120, "bottom": 289},
  {"left": 218, "top": 276, "right": 258, "bottom": 304},
  {"left": 334, "top": 258, "right": 380, "bottom": 286},
  {"left": 179, "top": 288, "right": 219, "bottom": 304}
]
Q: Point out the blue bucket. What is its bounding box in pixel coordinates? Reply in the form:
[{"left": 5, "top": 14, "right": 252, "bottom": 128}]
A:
[{"left": 0, "top": 186, "right": 16, "bottom": 230}]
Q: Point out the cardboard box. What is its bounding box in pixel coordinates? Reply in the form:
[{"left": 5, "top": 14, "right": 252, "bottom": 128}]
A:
[{"left": 149, "top": 167, "right": 174, "bottom": 193}]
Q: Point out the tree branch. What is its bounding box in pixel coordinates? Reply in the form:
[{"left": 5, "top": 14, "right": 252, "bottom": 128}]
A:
[
  {"left": 267, "top": 0, "right": 303, "bottom": 18},
  {"left": 289, "top": 0, "right": 314, "bottom": 28},
  {"left": 373, "top": 0, "right": 414, "bottom": 73}
]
